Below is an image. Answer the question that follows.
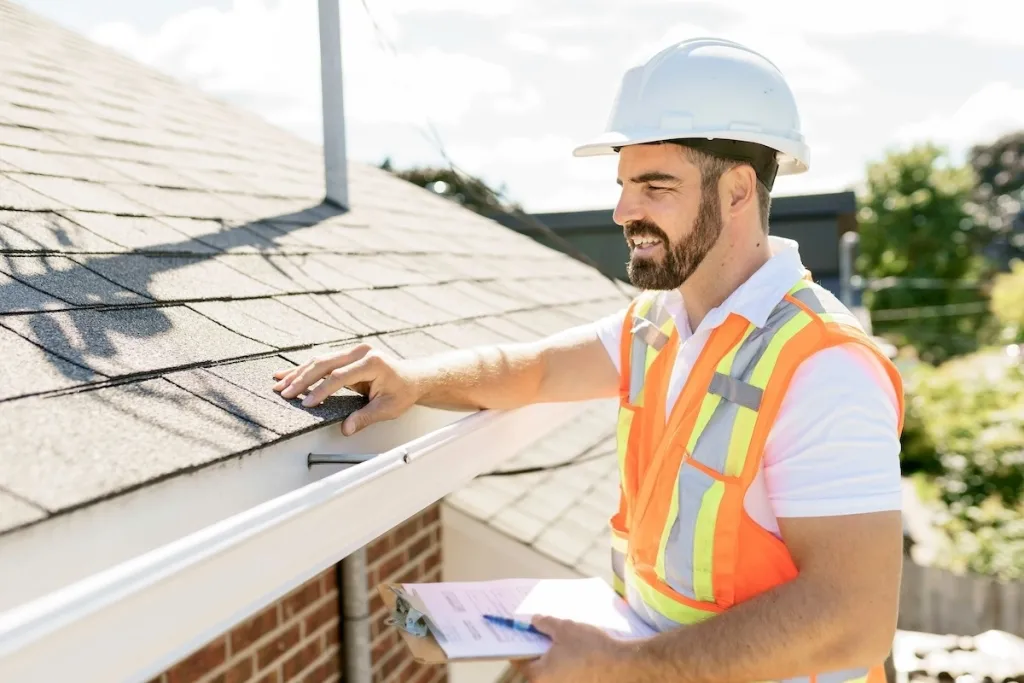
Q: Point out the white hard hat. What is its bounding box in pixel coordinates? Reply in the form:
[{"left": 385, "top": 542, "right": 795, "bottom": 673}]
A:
[{"left": 573, "top": 37, "right": 810, "bottom": 188}]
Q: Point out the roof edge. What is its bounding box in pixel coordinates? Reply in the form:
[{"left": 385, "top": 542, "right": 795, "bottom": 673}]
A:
[{"left": 0, "top": 399, "right": 589, "bottom": 683}]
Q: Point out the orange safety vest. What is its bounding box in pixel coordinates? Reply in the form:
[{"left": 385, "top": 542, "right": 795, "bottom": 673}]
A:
[{"left": 610, "top": 278, "right": 904, "bottom": 683}]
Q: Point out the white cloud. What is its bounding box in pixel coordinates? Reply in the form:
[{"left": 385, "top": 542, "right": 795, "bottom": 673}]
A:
[
  {"left": 385, "top": 0, "right": 530, "bottom": 15},
  {"left": 504, "top": 31, "right": 593, "bottom": 62},
  {"left": 624, "top": 22, "right": 861, "bottom": 97},
  {"left": 90, "top": 0, "right": 521, "bottom": 143},
  {"left": 893, "top": 82, "right": 1024, "bottom": 157},
  {"left": 708, "top": 0, "right": 1024, "bottom": 46},
  {"left": 504, "top": 31, "right": 548, "bottom": 54}
]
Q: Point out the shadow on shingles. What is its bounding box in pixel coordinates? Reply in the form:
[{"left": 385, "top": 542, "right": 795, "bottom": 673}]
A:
[
  {"left": 0, "top": 202, "right": 346, "bottom": 381},
  {"left": 163, "top": 356, "right": 369, "bottom": 436}
]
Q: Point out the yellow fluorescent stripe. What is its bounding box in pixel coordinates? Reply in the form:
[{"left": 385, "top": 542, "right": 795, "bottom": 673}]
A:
[
  {"left": 686, "top": 323, "right": 755, "bottom": 453},
  {"left": 616, "top": 409, "right": 633, "bottom": 484},
  {"left": 789, "top": 279, "right": 811, "bottom": 294},
  {"left": 686, "top": 393, "right": 722, "bottom": 452},
  {"left": 693, "top": 480, "right": 725, "bottom": 602},
  {"left": 625, "top": 562, "right": 717, "bottom": 626},
  {"left": 725, "top": 406, "right": 757, "bottom": 477},
  {"left": 613, "top": 573, "right": 626, "bottom": 597},
  {"left": 644, "top": 343, "right": 658, "bottom": 373},
  {"left": 611, "top": 530, "right": 628, "bottom": 553},
  {"left": 748, "top": 313, "right": 811, "bottom": 389},
  {"left": 655, "top": 479, "right": 680, "bottom": 581},
  {"left": 726, "top": 313, "right": 811, "bottom": 477}
]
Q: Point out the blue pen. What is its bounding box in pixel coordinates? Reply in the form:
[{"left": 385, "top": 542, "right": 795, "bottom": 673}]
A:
[{"left": 482, "top": 614, "right": 547, "bottom": 636}]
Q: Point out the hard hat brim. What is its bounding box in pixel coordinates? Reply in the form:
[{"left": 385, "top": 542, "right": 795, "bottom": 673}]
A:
[{"left": 572, "top": 128, "right": 810, "bottom": 175}]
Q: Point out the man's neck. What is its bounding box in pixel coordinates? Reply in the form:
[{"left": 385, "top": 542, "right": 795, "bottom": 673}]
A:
[{"left": 679, "top": 233, "right": 773, "bottom": 330}]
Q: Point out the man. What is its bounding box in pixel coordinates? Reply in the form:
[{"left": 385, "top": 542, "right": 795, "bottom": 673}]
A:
[{"left": 274, "top": 37, "right": 904, "bottom": 683}]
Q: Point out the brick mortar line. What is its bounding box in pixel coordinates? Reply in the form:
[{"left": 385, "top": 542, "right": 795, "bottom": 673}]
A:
[
  {"left": 190, "top": 581, "right": 339, "bottom": 678},
  {"left": 289, "top": 619, "right": 342, "bottom": 681},
  {"left": 368, "top": 521, "right": 439, "bottom": 575}
]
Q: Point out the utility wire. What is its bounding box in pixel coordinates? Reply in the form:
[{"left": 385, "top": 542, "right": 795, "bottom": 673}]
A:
[
  {"left": 357, "top": 0, "right": 634, "bottom": 302},
  {"left": 479, "top": 444, "right": 616, "bottom": 478},
  {"left": 870, "top": 300, "right": 990, "bottom": 322}
]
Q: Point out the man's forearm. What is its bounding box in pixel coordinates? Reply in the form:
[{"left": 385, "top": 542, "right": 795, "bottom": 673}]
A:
[
  {"left": 405, "top": 343, "right": 544, "bottom": 412},
  {"left": 618, "top": 576, "right": 892, "bottom": 683}
]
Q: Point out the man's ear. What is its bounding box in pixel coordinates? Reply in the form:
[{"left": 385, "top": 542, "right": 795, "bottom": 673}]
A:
[{"left": 724, "top": 164, "right": 757, "bottom": 217}]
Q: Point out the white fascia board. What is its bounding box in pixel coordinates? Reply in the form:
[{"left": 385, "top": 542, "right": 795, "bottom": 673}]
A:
[{"left": 0, "top": 401, "right": 586, "bottom": 683}]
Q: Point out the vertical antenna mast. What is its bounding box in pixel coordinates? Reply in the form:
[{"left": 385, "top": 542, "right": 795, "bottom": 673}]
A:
[{"left": 318, "top": 0, "right": 349, "bottom": 208}]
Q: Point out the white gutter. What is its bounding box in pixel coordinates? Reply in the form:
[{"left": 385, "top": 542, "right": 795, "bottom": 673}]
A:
[{"left": 0, "top": 400, "right": 586, "bottom": 683}]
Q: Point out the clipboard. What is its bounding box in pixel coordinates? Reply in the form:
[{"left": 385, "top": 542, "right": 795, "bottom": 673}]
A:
[
  {"left": 376, "top": 576, "right": 655, "bottom": 664},
  {"left": 377, "top": 583, "right": 540, "bottom": 664}
]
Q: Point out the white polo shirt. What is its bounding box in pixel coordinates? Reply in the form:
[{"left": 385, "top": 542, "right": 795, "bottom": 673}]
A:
[{"left": 591, "top": 237, "right": 903, "bottom": 536}]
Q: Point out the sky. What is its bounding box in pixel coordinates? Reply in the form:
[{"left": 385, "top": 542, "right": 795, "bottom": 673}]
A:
[{"left": 17, "top": 0, "right": 1024, "bottom": 212}]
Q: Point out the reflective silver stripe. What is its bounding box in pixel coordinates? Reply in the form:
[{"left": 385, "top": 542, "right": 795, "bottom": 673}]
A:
[
  {"left": 782, "top": 668, "right": 869, "bottom": 683},
  {"left": 628, "top": 328, "right": 647, "bottom": 403},
  {"left": 611, "top": 547, "right": 625, "bottom": 583},
  {"left": 624, "top": 581, "right": 684, "bottom": 632},
  {"left": 789, "top": 285, "right": 827, "bottom": 313},
  {"left": 632, "top": 318, "right": 669, "bottom": 351},
  {"left": 708, "top": 372, "right": 763, "bottom": 411},
  {"left": 661, "top": 464, "right": 716, "bottom": 599},
  {"left": 791, "top": 283, "right": 865, "bottom": 330},
  {"left": 659, "top": 298, "right": 807, "bottom": 600},
  {"left": 626, "top": 293, "right": 673, "bottom": 404},
  {"left": 685, "top": 300, "right": 803, "bottom": 473}
]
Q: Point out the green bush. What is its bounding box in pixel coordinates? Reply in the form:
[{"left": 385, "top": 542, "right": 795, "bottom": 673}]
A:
[
  {"left": 900, "top": 347, "right": 1024, "bottom": 579},
  {"left": 991, "top": 259, "right": 1024, "bottom": 344}
]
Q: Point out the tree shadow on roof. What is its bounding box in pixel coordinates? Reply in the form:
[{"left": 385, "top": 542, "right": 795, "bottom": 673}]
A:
[{"left": 0, "top": 200, "right": 366, "bottom": 439}]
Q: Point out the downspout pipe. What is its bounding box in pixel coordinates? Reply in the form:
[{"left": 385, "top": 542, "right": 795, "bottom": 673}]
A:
[{"left": 340, "top": 550, "right": 372, "bottom": 683}]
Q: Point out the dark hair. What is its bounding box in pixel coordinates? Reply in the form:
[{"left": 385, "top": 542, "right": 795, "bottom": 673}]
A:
[{"left": 682, "top": 145, "right": 772, "bottom": 234}]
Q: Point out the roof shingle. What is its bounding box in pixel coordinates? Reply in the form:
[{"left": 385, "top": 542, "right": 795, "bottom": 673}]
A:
[{"left": 0, "top": 0, "right": 631, "bottom": 536}]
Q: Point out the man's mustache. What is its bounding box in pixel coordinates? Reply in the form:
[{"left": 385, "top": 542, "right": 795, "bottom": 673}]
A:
[{"left": 624, "top": 220, "right": 670, "bottom": 243}]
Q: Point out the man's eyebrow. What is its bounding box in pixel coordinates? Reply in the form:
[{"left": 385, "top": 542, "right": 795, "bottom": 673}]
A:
[{"left": 615, "top": 171, "right": 681, "bottom": 187}]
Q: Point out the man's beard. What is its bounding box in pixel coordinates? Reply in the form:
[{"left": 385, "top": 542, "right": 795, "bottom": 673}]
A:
[{"left": 625, "top": 188, "right": 722, "bottom": 290}]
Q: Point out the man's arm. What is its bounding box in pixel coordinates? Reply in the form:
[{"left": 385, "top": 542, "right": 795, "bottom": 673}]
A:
[
  {"left": 274, "top": 323, "right": 620, "bottom": 434},
  {"left": 619, "top": 510, "right": 903, "bottom": 683},
  {"left": 405, "top": 324, "right": 620, "bottom": 411}
]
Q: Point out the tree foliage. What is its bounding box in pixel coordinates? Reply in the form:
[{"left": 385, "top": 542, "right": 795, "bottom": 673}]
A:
[
  {"left": 901, "top": 349, "right": 1024, "bottom": 579},
  {"left": 966, "top": 131, "right": 1024, "bottom": 270},
  {"left": 378, "top": 158, "right": 521, "bottom": 216},
  {"left": 990, "top": 259, "right": 1024, "bottom": 344},
  {"left": 856, "top": 144, "right": 993, "bottom": 364}
]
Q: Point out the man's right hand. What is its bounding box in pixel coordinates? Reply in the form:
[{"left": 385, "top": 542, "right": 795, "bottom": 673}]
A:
[{"left": 272, "top": 343, "right": 421, "bottom": 436}]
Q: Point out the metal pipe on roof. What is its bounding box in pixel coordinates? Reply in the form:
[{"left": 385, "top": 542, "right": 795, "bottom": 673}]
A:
[{"left": 318, "top": 0, "right": 349, "bottom": 208}]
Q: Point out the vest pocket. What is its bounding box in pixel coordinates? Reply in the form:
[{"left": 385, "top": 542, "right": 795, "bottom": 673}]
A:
[{"left": 656, "top": 459, "right": 734, "bottom": 606}]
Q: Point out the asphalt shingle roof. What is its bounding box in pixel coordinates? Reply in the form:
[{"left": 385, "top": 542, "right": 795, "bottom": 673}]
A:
[
  {"left": 445, "top": 399, "right": 621, "bottom": 578},
  {"left": 0, "top": 0, "right": 629, "bottom": 534}
]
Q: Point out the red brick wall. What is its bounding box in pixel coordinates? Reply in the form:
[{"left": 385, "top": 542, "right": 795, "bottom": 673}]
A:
[
  {"left": 151, "top": 504, "right": 444, "bottom": 683},
  {"left": 365, "top": 504, "right": 446, "bottom": 683},
  {"left": 151, "top": 568, "right": 340, "bottom": 683}
]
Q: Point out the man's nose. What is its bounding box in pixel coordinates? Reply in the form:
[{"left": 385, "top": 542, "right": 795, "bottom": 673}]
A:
[{"left": 613, "top": 192, "right": 643, "bottom": 227}]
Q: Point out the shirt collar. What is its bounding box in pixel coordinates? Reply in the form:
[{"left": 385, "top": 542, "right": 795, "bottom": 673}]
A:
[{"left": 663, "top": 236, "right": 808, "bottom": 334}]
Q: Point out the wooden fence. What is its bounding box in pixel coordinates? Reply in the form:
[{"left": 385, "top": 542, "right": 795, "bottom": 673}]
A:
[{"left": 898, "top": 560, "right": 1023, "bottom": 636}]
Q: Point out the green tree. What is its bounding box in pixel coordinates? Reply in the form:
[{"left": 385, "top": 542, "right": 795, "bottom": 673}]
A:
[
  {"left": 966, "top": 131, "right": 1024, "bottom": 270},
  {"left": 902, "top": 350, "right": 1024, "bottom": 580},
  {"left": 856, "top": 144, "right": 992, "bottom": 364},
  {"left": 990, "top": 259, "right": 1024, "bottom": 344},
  {"left": 379, "top": 158, "right": 521, "bottom": 216}
]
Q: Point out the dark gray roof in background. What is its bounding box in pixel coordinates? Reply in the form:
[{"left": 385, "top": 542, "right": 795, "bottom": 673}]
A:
[{"left": 0, "top": 1, "right": 628, "bottom": 535}]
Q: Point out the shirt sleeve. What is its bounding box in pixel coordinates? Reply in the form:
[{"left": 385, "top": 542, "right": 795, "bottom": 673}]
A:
[
  {"left": 590, "top": 307, "right": 629, "bottom": 374},
  {"left": 762, "top": 343, "right": 903, "bottom": 518}
]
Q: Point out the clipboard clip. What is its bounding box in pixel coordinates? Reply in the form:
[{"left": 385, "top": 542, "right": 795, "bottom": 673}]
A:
[{"left": 384, "top": 586, "right": 430, "bottom": 638}]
